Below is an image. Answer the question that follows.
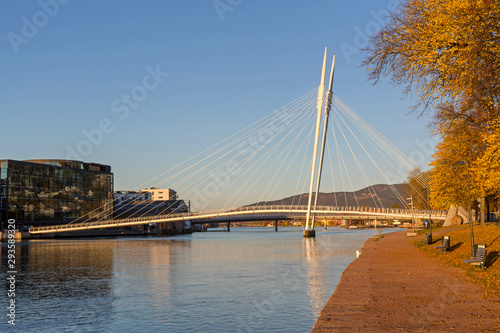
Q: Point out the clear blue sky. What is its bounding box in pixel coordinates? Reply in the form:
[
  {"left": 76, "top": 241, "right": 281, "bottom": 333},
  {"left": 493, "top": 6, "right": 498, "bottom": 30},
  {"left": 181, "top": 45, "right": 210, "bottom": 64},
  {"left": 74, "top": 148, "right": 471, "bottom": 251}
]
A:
[{"left": 0, "top": 1, "right": 435, "bottom": 206}]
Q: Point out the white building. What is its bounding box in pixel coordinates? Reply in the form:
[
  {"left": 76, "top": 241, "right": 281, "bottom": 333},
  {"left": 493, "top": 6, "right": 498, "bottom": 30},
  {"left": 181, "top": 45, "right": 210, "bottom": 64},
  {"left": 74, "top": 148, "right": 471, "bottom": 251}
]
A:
[{"left": 141, "top": 187, "right": 177, "bottom": 201}]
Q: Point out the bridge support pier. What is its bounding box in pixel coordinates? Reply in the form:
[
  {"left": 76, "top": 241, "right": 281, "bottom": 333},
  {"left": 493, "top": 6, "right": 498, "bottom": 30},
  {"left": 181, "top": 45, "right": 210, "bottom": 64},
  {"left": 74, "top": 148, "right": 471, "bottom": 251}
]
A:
[
  {"left": 227, "top": 222, "right": 230, "bottom": 232},
  {"left": 324, "top": 219, "right": 327, "bottom": 231},
  {"left": 275, "top": 220, "right": 278, "bottom": 232},
  {"left": 303, "top": 229, "right": 316, "bottom": 237}
]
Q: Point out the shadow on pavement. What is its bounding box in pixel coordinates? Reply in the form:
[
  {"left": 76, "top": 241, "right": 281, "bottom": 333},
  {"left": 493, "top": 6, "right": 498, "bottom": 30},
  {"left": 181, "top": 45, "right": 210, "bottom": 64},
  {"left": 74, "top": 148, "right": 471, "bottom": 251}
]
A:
[
  {"left": 449, "top": 242, "right": 463, "bottom": 252},
  {"left": 486, "top": 251, "right": 499, "bottom": 268}
]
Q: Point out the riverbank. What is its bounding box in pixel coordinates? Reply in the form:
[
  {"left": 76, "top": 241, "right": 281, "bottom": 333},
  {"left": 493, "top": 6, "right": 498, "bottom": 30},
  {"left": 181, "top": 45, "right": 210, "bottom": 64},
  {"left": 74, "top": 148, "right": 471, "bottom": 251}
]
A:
[{"left": 312, "top": 230, "right": 500, "bottom": 332}]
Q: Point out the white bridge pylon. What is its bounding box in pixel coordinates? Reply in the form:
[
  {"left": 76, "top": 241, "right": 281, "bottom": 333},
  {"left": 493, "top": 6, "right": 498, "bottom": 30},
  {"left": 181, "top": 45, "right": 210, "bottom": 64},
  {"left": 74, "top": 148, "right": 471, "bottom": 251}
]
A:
[{"left": 304, "top": 48, "right": 335, "bottom": 237}]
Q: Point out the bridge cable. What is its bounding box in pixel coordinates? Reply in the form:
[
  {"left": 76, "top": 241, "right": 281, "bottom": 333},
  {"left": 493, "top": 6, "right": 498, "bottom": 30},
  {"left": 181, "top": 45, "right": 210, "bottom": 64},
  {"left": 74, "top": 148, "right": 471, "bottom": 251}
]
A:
[
  {"left": 220, "top": 99, "right": 317, "bottom": 210},
  {"left": 330, "top": 111, "right": 382, "bottom": 208},
  {"left": 333, "top": 104, "right": 408, "bottom": 208},
  {"left": 72, "top": 88, "right": 320, "bottom": 224}
]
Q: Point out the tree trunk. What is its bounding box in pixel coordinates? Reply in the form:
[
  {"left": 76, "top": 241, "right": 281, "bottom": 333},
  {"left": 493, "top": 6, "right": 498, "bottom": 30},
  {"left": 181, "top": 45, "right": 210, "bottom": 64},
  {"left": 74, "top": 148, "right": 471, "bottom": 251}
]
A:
[
  {"left": 498, "top": 197, "right": 500, "bottom": 222},
  {"left": 495, "top": 197, "right": 500, "bottom": 221},
  {"left": 486, "top": 197, "right": 490, "bottom": 222},
  {"left": 480, "top": 196, "right": 485, "bottom": 226}
]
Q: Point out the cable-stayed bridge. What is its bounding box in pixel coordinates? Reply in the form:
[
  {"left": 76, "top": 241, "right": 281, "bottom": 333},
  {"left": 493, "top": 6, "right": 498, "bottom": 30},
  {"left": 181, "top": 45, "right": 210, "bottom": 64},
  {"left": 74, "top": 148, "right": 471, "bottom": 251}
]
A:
[
  {"left": 29, "top": 205, "right": 447, "bottom": 235},
  {"left": 29, "top": 49, "right": 442, "bottom": 236}
]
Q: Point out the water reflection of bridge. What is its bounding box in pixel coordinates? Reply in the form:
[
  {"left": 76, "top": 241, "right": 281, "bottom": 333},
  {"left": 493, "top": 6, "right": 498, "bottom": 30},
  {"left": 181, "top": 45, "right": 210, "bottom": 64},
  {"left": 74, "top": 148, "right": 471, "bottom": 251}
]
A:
[{"left": 29, "top": 205, "right": 446, "bottom": 234}]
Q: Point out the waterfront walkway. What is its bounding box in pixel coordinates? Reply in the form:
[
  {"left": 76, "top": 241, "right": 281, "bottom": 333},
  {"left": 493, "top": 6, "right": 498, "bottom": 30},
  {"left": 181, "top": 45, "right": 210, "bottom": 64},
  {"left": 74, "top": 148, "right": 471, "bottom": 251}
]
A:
[{"left": 312, "top": 231, "right": 500, "bottom": 332}]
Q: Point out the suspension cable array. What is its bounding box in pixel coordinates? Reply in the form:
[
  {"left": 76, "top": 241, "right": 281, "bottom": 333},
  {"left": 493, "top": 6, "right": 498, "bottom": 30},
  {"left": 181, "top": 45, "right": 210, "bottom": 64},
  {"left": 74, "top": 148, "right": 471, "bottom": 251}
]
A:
[{"left": 60, "top": 50, "right": 432, "bottom": 232}]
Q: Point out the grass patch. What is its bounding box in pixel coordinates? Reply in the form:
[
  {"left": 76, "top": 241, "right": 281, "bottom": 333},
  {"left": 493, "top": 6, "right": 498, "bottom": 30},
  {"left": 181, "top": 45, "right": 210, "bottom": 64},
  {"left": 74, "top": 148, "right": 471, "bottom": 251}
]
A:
[
  {"left": 414, "top": 223, "right": 500, "bottom": 297},
  {"left": 415, "top": 225, "right": 446, "bottom": 235},
  {"left": 414, "top": 225, "right": 446, "bottom": 236}
]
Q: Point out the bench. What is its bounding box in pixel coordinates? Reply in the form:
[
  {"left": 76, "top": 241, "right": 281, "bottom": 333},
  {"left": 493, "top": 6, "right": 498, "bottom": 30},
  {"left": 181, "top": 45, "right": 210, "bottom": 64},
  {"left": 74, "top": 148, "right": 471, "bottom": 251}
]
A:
[
  {"left": 435, "top": 235, "right": 450, "bottom": 252},
  {"left": 419, "top": 233, "right": 432, "bottom": 245},
  {"left": 463, "top": 244, "right": 487, "bottom": 270}
]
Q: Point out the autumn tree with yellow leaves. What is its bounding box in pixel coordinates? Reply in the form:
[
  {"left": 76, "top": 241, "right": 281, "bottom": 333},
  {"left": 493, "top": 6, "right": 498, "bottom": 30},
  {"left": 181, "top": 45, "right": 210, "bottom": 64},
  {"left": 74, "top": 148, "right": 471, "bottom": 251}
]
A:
[
  {"left": 364, "top": 0, "right": 500, "bottom": 217},
  {"left": 364, "top": 0, "right": 500, "bottom": 118},
  {"left": 429, "top": 110, "right": 499, "bottom": 223},
  {"left": 429, "top": 117, "right": 482, "bottom": 209},
  {"left": 476, "top": 118, "right": 500, "bottom": 193}
]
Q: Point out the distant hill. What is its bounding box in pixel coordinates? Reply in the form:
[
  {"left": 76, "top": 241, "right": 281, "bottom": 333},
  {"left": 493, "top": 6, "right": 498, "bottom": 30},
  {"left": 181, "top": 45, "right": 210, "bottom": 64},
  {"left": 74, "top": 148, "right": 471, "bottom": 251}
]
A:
[{"left": 250, "top": 184, "right": 408, "bottom": 208}]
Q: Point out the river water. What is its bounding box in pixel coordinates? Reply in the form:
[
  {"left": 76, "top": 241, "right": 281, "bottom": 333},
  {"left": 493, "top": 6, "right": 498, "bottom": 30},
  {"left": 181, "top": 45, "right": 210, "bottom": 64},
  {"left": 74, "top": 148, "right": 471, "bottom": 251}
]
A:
[{"left": 1, "top": 227, "right": 399, "bottom": 332}]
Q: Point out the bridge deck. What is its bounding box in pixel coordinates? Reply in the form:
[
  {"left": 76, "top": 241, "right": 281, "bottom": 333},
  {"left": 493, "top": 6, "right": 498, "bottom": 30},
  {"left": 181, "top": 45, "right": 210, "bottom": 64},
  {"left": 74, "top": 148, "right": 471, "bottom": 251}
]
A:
[{"left": 29, "top": 205, "right": 447, "bottom": 234}]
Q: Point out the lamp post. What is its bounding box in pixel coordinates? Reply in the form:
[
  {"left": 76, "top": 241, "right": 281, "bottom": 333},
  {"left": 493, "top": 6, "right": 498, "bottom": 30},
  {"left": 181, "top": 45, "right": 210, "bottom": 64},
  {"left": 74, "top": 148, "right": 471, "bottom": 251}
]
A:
[
  {"left": 406, "top": 196, "right": 415, "bottom": 234},
  {"left": 421, "top": 188, "right": 432, "bottom": 240},
  {"left": 453, "top": 160, "right": 474, "bottom": 257}
]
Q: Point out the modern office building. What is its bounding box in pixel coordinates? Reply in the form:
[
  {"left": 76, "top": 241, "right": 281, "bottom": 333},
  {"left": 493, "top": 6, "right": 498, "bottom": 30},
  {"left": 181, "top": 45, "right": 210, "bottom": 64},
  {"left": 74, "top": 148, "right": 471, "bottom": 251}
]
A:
[{"left": 0, "top": 159, "right": 113, "bottom": 225}]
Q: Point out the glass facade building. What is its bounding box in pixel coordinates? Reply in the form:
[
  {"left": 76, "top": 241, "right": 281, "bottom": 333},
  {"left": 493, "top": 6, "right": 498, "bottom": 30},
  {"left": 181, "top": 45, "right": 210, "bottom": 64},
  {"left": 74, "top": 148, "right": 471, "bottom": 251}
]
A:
[{"left": 0, "top": 159, "right": 113, "bottom": 225}]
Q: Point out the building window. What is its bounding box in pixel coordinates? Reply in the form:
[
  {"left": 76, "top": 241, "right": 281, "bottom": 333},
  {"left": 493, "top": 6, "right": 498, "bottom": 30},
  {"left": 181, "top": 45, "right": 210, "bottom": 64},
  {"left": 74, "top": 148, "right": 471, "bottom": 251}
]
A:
[{"left": 0, "top": 159, "right": 113, "bottom": 223}]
